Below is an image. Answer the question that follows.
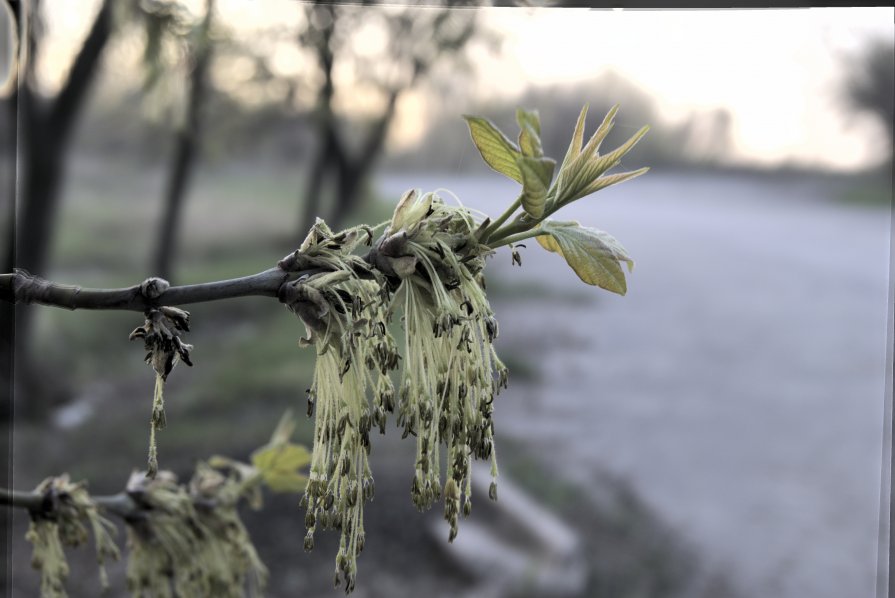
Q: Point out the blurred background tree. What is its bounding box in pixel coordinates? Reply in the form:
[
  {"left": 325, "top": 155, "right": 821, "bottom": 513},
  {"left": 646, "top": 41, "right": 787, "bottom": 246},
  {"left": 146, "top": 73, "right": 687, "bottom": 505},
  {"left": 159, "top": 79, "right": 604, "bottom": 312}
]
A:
[
  {"left": 2, "top": 0, "right": 113, "bottom": 418},
  {"left": 294, "top": 0, "right": 488, "bottom": 237},
  {"left": 842, "top": 38, "right": 894, "bottom": 165},
  {"left": 136, "top": 0, "right": 217, "bottom": 281},
  {"left": 1, "top": 1, "right": 19, "bottom": 427}
]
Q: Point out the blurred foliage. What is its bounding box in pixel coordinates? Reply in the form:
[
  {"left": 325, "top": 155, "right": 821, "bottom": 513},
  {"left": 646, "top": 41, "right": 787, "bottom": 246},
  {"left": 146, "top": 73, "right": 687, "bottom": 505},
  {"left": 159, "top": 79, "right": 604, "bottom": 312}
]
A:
[{"left": 841, "top": 38, "right": 894, "bottom": 164}]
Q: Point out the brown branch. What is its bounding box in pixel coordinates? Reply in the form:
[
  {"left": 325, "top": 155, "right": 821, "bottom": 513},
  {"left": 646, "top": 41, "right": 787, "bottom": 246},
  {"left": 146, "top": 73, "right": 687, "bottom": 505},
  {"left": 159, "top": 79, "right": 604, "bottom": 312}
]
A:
[
  {"left": 0, "top": 267, "right": 309, "bottom": 312},
  {"left": 0, "top": 487, "right": 139, "bottom": 519}
]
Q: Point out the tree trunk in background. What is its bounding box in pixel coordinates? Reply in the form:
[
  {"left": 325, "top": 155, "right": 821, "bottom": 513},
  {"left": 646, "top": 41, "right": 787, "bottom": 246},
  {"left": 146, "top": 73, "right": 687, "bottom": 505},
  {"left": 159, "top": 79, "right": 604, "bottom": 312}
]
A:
[
  {"left": 296, "top": 0, "right": 471, "bottom": 238},
  {"left": 297, "top": 134, "right": 335, "bottom": 237},
  {"left": 330, "top": 89, "right": 399, "bottom": 228},
  {"left": 296, "top": 2, "right": 344, "bottom": 239},
  {"left": 152, "top": 0, "right": 215, "bottom": 281},
  {"left": 14, "top": 0, "right": 110, "bottom": 276},
  {"left": 3, "top": 0, "right": 112, "bottom": 420},
  {"left": 1, "top": 10, "right": 21, "bottom": 535}
]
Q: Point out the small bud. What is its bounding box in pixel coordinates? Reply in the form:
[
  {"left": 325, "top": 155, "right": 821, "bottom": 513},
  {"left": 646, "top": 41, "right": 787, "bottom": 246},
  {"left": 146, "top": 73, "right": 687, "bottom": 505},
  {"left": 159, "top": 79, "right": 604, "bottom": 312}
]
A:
[{"left": 140, "top": 277, "right": 169, "bottom": 299}]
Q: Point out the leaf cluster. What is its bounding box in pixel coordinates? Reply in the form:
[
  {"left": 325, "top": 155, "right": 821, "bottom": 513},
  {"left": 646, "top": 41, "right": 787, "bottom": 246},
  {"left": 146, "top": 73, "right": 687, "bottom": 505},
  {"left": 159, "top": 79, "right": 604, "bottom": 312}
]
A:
[{"left": 465, "top": 105, "right": 648, "bottom": 294}]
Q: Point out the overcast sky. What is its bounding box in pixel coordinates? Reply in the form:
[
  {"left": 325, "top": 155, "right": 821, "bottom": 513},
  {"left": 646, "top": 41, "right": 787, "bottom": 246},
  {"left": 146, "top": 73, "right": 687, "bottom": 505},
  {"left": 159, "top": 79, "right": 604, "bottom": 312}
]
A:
[
  {"left": 474, "top": 7, "right": 894, "bottom": 171},
  {"left": 28, "top": 4, "right": 895, "bottom": 172}
]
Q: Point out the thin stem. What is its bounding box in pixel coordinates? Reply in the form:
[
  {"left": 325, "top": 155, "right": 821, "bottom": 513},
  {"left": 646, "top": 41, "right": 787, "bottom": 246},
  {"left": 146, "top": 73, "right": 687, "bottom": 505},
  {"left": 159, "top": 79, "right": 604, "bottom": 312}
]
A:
[
  {"left": 480, "top": 196, "right": 521, "bottom": 242},
  {"left": 486, "top": 217, "right": 536, "bottom": 247},
  {"left": 370, "top": 219, "right": 391, "bottom": 234},
  {"left": 486, "top": 229, "right": 544, "bottom": 249}
]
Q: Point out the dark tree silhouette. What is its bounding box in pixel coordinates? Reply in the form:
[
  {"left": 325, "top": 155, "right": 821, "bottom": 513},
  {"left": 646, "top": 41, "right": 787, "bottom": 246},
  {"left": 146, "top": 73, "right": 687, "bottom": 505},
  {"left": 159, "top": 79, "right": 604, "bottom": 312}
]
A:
[
  {"left": 150, "top": 0, "right": 217, "bottom": 281},
  {"left": 843, "top": 39, "right": 894, "bottom": 161},
  {"left": 296, "top": 1, "right": 482, "bottom": 237},
  {"left": 2, "top": 0, "right": 114, "bottom": 418}
]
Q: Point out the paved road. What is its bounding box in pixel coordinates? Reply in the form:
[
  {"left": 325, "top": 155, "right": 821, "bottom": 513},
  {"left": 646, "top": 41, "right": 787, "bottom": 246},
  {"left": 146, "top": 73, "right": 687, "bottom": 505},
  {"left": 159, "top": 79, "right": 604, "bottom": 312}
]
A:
[{"left": 378, "top": 171, "right": 892, "bottom": 598}]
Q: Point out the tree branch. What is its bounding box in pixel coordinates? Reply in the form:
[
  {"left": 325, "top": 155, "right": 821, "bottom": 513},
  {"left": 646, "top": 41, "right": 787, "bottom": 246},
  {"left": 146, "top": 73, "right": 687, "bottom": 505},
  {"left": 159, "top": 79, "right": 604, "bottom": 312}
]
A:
[
  {"left": 2, "top": 486, "right": 177, "bottom": 521},
  {"left": 0, "top": 267, "right": 310, "bottom": 312}
]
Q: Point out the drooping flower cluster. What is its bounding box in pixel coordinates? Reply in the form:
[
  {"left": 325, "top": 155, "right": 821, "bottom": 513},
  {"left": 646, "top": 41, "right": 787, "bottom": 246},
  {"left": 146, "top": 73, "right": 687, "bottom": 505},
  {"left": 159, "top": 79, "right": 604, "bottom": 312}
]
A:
[
  {"left": 22, "top": 419, "right": 307, "bottom": 598},
  {"left": 129, "top": 306, "right": 193, "bottom": 478},
  {"left": 283, "top": 192, "right": 508, "bottom": 590},
  {"left": 280, "top": 220, "right": 399, "bottom": 593},
  {"left": 379, "top": 190, "right": 507, "bottom": 540},
  {"left": 24, "top": 475, "right": 120, "bottom": 598},
  {"left": 124, "top": 464, "right": 268, "bottom": 598}
]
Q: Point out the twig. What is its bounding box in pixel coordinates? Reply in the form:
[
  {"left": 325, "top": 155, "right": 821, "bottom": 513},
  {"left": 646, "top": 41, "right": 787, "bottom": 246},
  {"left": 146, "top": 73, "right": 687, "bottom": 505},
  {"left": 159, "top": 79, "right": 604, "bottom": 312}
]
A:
[
  {"left": 0, "top": 267, "right": 308, "bottom": 312},
  {"left": 0, "top": 487, "right": 139, "bottom": 520}
]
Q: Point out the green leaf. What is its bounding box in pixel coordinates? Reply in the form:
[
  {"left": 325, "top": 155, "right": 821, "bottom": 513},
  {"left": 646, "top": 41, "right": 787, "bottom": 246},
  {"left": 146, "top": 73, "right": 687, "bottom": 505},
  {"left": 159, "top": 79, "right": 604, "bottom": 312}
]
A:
[
  {"left": 517, "top": 157, "right": 556, "bottom": 218},
  {"left": 580, "top": 104, "right": 619, "bottom": 160},
  {"left": 251, "top": 442, "right": 311, "bottom": 493},
  {"left": 558, "top": 124, "right": 649, "bottom": 205},
  {"left": 268, "top": 409, "right": 297, "bottom": 445},
  {"left": 558, "top": 104, "right": 589, "bottom": 174},
  {"left": 581, "top": 167, "right": 650, "bottom": 197},
  {"left": 535, "top": 221, "right": 634, "bottom": 295},
  {"left": 516, "top": 108, "right": 543, "bottom": 157},
  {"left": 584, "top": 125, "right": 649, "bottom": 182},
  {"left": 463, "top": 116, "right": 523, "bottom": 183},
  {"left": 557, "top": 105, "right": 619, "bottom": 199}
]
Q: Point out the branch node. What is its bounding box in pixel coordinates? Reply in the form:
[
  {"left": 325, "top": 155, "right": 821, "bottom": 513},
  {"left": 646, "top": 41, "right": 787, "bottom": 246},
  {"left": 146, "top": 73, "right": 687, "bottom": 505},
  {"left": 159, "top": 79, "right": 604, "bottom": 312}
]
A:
[{"left": 140, "top": 277, "right": 170, "bottom": 300}]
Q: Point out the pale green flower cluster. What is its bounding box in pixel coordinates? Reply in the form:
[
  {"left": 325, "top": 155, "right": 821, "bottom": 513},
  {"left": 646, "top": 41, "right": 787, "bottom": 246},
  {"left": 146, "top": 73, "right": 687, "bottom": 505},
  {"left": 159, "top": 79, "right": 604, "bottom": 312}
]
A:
[
  {"left": 283, "top": 191, "right": 507, "bottom": 590},
  {"left": 124, "top": 465, "right": 268, "bottom": 598},
  {"left": 25, "top": 475, "right": 120, "bottom": 598},
  {"left": 386, "top": 190, "right": 506, "bottom": 539},
  {"left": 23, "top": 420, "right": 306, "bottom": 598},
  {"left": 280, "top": 220, "right": 399, "bottom": 593}
]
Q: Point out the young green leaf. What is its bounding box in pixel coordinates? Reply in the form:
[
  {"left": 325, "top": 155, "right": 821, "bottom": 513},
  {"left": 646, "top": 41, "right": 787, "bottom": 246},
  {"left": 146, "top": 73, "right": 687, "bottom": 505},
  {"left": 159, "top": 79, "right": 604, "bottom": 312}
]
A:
[
  {"left": 535, "top": 220, "right": 634, "bottom": 295},
  {"left": 251, "top": 443, "right": 311, "bottom": 493},
  {"left": 556, "top": 106, "right": 617, "bottom": 197},
  {"left": 581, "top": 167, "right": 650, "bottom": 197},
  {"left": 268, "top": 409, "right": 298, "bottom": 446},
  {"left": 557, "top": 123, "right": 649, "bottom": 205},
  {"left": 516, "top": 108, "right": 543, "bottom": 157},
  {"left": 463, "top": 115, "right": 523, "bottom": 183},
  {"left": 580, "top": 104, "right": 619, "bottom": 160},
  {"left": 558, "top": 104, "right": 589, "bottom": 175},
  {"left": 517, "top": 156, "right": 556, "bottom": 218}
]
